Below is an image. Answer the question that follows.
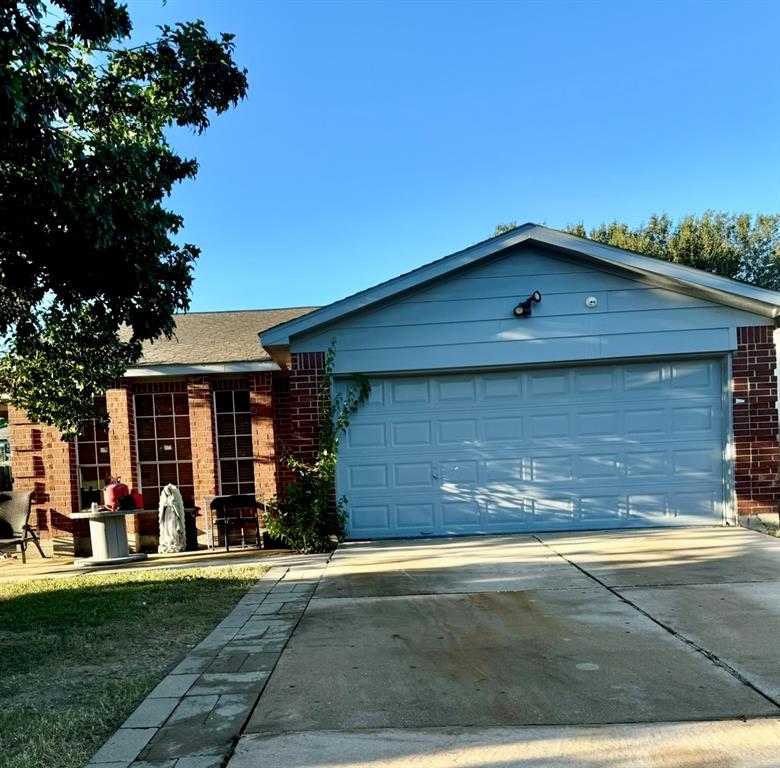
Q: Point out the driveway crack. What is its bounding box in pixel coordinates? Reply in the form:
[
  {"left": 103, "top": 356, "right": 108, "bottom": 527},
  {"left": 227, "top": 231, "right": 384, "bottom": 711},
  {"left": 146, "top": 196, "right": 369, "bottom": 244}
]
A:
[{"left": 531, "top": 534, "right": 780, "bottom": 711}]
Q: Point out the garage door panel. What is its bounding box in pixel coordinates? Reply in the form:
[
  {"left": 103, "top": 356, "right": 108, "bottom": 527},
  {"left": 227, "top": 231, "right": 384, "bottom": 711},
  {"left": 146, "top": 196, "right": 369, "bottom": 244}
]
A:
[
  {"left": 347, "top": 422, "right": 387, "bottom": 448},
  {"left": 486, "top": 500, "right": 528, "bottom": 524},
  {"left": 577, "top": 454, "right": 621, "bottom": 479},
  {"left": 347, "top": 464, "right": 388, "bottom": 490},
  {"left": 391, "top": 421, "right": 431, "bottom": 447},
  {"left": 671, "top": 491, "right": 719, "bottom": 520},
  {"left": 440, "top": 460, "right": 479, "bottom": 484},
  {"left": 390, "top": 379, "right": 430, "bottom": 404},
  {"left": 625, "top": 408, "right": 666, "bottom": 435},
  {"left": 672, "top": 405, "right": 716, "bottom": 434},
  {"left": 671, "top": 361, "right": 717, "bottom": 388},
  {"left": 625, "top": 450, "right": 667, "bottom": 478},
  {"left": 482, "top": 374, "right": 523, "bottom": 399},
  {"left": 396, "top": 503, "right": 435, "bottom": 529},
  {"left": 530, "top": 497, "right": 576, "bottom": 523},
  {"left": 437, "top": 377, "right": 478, "bottom": 402},
  {"left": 580, "top": 495, "right": 624, "bottom": 522},
  {"left": 575, "top": 368, "right": 618, "bottom": 393},
  {"left": 484, "top": 416, "right": 524, "bottom": 441},
  {"left": 484, "top": 459, "right": 523, "bottom": 482},
  {"left": 441, "top": 501, "right": 481, "bottom": 526},
  {"left": 673, "top": 448, "right": 719, "bottom": 477},
  {"left": 339, "top": 359, "right": 725, "bottom": 537},
  {"left": 528, "top": 370, "right": 570, "bottom": 397},
  {"left": 437, "top": 419, "right": 479, "bottom": 443},
  {"left": 577, "top": 410, "right": 621, "bottom": 436},
  {"left": 624, "top": 364, "right": 664, "bottom": 391},
  {"left": 394, "top": 462, "right": 434, "bottom": 488},
  {"left": 530, "top": 455, "right": 574, "bottom": 482},
  {"left": 350, "top": 505, "right": 391, "bottom": 533},
  {"left": 529, "top": 413, "right": 571, "bottom": 438}
]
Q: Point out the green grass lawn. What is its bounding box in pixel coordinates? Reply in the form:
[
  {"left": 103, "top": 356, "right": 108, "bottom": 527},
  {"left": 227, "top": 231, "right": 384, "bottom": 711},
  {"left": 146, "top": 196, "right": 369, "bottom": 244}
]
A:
[{"left": 0, "top": 565, "right": 267, "bottom": 768}]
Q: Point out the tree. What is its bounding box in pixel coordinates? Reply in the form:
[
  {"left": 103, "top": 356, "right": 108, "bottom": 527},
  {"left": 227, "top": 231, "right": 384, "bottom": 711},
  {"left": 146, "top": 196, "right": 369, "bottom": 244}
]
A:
[
  {"left": 493, "top": 213, "right": 779, "bottom": 291},
  {"left": 494, "top": 221, "right": 519, "bottom": 237},
  {"left": 563, "top": 213, "right": 780, "bottom": 290},
  {"left": 0, "top": 0, "right": 248, "bottom": 435}
]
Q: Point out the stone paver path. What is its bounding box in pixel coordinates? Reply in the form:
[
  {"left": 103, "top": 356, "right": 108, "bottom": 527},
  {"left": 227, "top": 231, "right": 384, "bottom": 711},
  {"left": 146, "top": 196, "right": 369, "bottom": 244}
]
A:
[{"left": 86, "top": 557, "right": 328, "bottom": 768}]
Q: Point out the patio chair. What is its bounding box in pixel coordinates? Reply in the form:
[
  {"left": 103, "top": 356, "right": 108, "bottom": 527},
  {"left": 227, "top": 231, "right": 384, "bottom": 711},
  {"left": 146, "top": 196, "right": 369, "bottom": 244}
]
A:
[
  {"left": 0, "top": 491, "right": 45, "bottom": 564},
  {"left": 209, "top": 494, "right": 262, "bottom": 552}
]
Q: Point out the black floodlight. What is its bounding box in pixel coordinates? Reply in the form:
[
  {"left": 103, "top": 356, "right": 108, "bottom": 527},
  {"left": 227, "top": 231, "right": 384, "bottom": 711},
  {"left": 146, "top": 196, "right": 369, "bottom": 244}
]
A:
[{"left": 513, "top": 290, "right": 542, "bottom": 317}]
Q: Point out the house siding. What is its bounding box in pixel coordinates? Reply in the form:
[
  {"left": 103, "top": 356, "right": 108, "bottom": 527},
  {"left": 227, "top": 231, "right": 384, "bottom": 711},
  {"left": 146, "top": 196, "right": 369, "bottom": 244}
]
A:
[{"left": 293, "top": 246, "right": 770, "bottom": 374}]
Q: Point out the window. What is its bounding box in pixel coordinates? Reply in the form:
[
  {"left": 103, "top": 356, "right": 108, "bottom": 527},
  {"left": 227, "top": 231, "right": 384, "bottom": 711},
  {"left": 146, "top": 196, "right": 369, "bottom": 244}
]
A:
[
  {"left": 214, "top": 389, "right": 255, "bottom": 496},
  {"left": 76, "top": 396, "right": 111, "bottom": 508},
  {"left": 135, "top": 393, "right": 194, "bottom": 509}
]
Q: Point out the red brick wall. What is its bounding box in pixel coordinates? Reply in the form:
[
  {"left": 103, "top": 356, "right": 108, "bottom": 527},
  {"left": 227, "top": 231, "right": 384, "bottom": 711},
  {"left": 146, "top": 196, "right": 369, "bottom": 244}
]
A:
[
  {"left": 8, "top": 405, "right": 83, "bottom": 554},
  {"left": 188, "top": 377, "right": 219, "bottom": 508},
  {"left": 274, "top": 352, "right": 325, "bottom": 493},
  {"left": 249, "top": 371, "right": 276, "bottom": 500},
  {"left": 45, "top": 429, "right": 80, "bottom": 537},
  {"left": 272, "top": 373, "right": 293, "bottom": 489},
  {"left": 733, "top": 325, "right": 780, "bottom": 517}
]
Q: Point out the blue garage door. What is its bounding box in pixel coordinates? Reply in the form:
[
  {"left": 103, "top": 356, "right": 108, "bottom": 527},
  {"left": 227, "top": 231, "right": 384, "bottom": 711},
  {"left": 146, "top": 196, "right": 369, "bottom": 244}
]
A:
[{"left": 336, "top": 359, "right": 726, "bottom": 538}]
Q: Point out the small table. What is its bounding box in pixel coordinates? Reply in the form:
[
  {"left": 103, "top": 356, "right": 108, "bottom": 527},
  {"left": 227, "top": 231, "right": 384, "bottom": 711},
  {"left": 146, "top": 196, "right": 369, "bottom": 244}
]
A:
[{"left": 71, "top": 508, "right": 148, "bottom": 567}]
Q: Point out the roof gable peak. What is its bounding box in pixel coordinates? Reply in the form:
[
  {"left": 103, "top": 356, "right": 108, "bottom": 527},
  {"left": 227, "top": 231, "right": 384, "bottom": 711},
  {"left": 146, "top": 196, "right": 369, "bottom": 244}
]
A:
[{"left": 261, "top": 224, "right": 780, "bottom": 351}]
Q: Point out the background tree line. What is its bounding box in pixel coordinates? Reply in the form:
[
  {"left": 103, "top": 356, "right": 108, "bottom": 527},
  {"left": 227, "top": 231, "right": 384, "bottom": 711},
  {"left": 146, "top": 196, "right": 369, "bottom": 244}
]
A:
[{"left": 495, "top": 212, "right": 780, "bottom": 291}]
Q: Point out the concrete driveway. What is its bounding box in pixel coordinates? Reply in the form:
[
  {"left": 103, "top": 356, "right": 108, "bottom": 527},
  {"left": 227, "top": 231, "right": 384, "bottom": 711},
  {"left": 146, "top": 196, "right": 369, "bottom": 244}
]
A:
[{"left": 230, "top": 527, "right": 780, "bottom": 767}]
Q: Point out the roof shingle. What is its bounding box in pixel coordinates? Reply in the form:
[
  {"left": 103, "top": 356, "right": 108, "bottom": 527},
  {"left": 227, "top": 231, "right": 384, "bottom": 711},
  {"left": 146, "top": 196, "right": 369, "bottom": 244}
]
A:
[{"left": 134, "top": 307, "right": 317, "bottom": 366}]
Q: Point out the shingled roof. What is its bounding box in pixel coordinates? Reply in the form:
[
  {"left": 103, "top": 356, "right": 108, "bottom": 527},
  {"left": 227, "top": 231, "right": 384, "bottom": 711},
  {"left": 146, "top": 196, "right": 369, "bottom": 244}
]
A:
[{"left": 132, "top": 307, "right": 317, "bottom": 368}]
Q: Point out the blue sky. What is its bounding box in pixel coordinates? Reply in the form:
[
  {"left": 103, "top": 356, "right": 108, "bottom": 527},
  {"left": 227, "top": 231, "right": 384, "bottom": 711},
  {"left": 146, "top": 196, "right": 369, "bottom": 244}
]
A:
[{"left": 126, "top": 0, "right": 780, "bottom": 312}]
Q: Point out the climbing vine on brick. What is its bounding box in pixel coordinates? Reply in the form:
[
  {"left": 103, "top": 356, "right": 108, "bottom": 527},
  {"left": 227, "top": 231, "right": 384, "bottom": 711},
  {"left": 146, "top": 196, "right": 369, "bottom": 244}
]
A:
[{"left": 267, "top": 341, "right": 370, "bottom": 553}]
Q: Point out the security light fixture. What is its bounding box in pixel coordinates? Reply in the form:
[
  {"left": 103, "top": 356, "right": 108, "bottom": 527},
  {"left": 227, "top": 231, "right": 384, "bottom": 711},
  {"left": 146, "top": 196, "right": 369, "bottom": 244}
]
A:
[{"left": 513, "top": 290, "right": 542, "bottom": 317}]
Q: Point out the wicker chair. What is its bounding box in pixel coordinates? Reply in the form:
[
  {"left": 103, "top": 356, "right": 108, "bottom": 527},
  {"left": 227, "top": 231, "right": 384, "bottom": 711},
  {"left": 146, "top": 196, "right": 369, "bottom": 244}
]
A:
[{"left": 0, "top": 491, "right": 45, "bottom": 564}]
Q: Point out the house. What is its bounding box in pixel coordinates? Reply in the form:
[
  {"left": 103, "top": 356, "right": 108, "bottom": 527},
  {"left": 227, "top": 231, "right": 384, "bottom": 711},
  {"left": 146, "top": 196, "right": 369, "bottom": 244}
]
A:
[
  {"left": 8, "top": 307, "right": 317, "bottom": 555},
  {"left": 8, "top": 224, "right": 780, "bottom": 553},
  {"left": 261, "top": 224, "right": 780, "bottom": 538}
]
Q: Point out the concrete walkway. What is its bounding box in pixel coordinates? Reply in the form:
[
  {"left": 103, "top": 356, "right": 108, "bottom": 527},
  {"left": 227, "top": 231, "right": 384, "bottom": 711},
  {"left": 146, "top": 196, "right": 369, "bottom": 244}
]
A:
[
  {"left": 86, "top": 555, "right": 329, "bottom": 768},
  {"left": 229, "top": 527, "right": 780, "bottom": 768}
]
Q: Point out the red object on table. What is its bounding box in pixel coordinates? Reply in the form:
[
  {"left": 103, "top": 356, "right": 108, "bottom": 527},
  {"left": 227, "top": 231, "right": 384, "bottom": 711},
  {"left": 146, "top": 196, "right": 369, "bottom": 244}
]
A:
[
  {"left": 104, "top": 481, "right": 129, "bottom": 511},
  {"left": 130, "top": 490, "right": 144, "bottom": 510}
]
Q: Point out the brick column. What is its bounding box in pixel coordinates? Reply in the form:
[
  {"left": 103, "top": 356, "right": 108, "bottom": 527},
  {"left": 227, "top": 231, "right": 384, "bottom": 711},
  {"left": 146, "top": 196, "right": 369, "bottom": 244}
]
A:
[
  {"left": 44, "top": 426, "right": 81, "bottom": 553},
  {"left": 106, "top": 384, "right": 138, "bottom": 489},
  {"left": 733, "top": 325, "right": 780, "bottom": 518},
  {"left": 249, "top": 371, "right": 277, "bottom": 501},
  {"left": 106, "top": 383, "right": 140, "bottom": 547},
  {"left": 188, "top": 377, "right": 218, "bottom": 510},
  {"left": 277, "top": 352, "right": 325, "bottom": 492}
]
